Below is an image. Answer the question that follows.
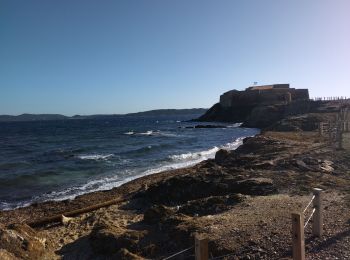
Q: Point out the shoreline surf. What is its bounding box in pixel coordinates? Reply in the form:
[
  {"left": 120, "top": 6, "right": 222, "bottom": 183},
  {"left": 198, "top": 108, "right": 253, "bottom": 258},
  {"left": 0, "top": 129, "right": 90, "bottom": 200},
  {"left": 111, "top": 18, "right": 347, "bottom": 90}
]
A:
[{"left": 0, "top": 132, "right": 258, "bottom": 211}]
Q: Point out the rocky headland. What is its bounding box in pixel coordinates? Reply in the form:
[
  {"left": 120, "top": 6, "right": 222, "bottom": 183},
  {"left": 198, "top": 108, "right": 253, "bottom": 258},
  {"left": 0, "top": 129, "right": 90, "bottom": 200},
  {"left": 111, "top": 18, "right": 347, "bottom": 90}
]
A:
[
  {"left": 196, "top": 84, "right": 341, "bottom": 129},
  {"left": 1, "top": 86, "right": 349, "bottom": 260}
]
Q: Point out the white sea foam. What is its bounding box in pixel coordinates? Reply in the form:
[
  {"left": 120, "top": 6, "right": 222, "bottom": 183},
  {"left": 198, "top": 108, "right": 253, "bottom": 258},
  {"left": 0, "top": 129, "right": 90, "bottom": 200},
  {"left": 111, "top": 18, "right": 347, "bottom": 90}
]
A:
[
  {"left": 227, "top": 123, "right": 243, "bottom": 128},
  {"left": 125, "top": 130, "right": 178, "bottom": 137},
  {"left": 169, "top": 147, "right": 219, "bottom": 161},
  {"left": 169, "top": 136, "right": 244, "bottom": 162},
  {"left": 139, "top": 130, "right": 155, "bottom": 135},
  {"left": 157, "top": 132, "right": 179, "bottom": 137},
  {"left": 77, "top": 154, "right": 114, "bottom": 160}
]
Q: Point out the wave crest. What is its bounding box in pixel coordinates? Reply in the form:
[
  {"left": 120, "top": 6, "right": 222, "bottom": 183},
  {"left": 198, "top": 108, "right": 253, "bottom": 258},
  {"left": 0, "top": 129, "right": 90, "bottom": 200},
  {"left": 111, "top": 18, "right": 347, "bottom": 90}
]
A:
[
  {"left": 124, "top": 130, "right": 178, "bottom": 137},
  {"left": 77, "top": 154, "right": 114, "bottom": 160},
  {"left": 169, "top": 137, "right": 245, "bottom": 162}
]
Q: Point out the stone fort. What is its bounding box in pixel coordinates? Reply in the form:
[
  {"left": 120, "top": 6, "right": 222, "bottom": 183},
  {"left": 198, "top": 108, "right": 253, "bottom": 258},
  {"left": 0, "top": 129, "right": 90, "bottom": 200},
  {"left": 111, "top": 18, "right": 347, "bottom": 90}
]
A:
[{"left": 220, "top": 84, "right": 309, "bottom": 108}]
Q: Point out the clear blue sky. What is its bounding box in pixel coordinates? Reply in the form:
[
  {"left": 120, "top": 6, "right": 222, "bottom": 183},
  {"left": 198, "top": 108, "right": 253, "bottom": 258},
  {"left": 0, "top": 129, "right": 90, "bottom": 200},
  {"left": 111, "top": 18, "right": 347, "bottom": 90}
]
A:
[{"left": 1, "top": 0, "right": 349, "bottom": 115}]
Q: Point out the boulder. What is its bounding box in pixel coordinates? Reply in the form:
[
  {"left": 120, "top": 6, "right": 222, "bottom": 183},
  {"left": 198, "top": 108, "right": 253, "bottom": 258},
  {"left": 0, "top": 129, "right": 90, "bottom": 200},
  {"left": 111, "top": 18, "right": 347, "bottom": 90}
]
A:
[
  {"left": 141, "top": 175, "right": 228, "bottom": 205},
  {"left": 265, "top": 113, "right": 325, "bottom": 132},
  {"left": 215, "top": 149, "right": 231, "bottom": 164},
  {"left": 235, "top": 136, "right": 285, "bottom": 155},
  {"left": 89, "top": 223, "right": 146, "bottom": 255},
  {"left": 114, "top": 248, "right": 144, "bottom": 260},
  {"left": 0, "top": 249, "right": 18, "bottom": 260},
  {"left": 233, "top": 178, "right": 277, "bottom": 195},
  {"left": 179, "top": 194, "right": 246, "bottom": 216},
  {"left": 290, "top": 157, "right": 334, "bottom": 173},
  {"left": 143, "top": 205, "right": 175, "bottom": 224},
  {"left": 0, "top": 224, "right": 49, "bottom": 260}
]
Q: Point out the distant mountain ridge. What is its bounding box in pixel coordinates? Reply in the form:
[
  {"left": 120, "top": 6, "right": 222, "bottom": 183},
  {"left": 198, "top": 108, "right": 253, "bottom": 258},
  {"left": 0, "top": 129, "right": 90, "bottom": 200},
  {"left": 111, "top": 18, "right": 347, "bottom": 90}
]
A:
[
  {"left": 0, "top": 109, "right": 208, "bottom": 122},
  {"left": 0, "top": 114, "right": 68, "bottom": 122}
]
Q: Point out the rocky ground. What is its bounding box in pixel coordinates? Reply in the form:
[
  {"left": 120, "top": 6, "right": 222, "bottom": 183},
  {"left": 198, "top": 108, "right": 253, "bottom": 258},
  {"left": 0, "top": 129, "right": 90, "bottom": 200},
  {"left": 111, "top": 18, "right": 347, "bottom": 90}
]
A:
[{"left": 0, "top": 112, "right": 349, "bottom": 260}]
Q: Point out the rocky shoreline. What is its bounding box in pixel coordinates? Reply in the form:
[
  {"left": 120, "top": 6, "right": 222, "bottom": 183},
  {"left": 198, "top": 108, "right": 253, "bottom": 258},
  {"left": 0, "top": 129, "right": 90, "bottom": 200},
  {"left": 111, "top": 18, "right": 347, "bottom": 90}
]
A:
[{"left": 1, "top": 106, "right": 350, "bottom": 259}]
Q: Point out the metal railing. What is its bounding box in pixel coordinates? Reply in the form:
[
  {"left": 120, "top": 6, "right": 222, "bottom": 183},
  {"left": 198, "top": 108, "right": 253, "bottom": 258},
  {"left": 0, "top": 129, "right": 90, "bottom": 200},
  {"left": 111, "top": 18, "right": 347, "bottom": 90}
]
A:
[{"left": 162, "top": 246, "right": 194, "bottom": 260}]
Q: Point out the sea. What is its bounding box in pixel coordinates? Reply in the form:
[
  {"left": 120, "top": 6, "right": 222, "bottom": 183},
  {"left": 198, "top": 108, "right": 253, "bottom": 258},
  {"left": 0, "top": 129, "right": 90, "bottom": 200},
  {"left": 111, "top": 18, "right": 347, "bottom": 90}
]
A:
[{"left": 0, "top": 113, "right": 259, "bottom": 210}]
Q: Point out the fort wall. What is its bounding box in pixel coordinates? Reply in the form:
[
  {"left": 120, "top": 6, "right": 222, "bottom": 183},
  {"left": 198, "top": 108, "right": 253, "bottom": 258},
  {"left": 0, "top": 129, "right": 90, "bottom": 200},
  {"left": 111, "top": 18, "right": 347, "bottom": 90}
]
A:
[{"left": 220, "top": 85, "right": 309, "bottom": 108}]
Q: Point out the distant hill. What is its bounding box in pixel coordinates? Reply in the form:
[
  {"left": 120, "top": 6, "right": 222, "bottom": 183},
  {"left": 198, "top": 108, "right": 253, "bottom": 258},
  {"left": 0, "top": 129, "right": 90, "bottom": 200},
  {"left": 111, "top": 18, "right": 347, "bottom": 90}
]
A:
[
  {"left": 126, "top": 108, "right": 208, "bottom": 117},
  {"left": 0, "top": 114, "right": 68, "bottom": 122},
  {"left": 0, "top": 109, "right": 208, "bottom": 122}
]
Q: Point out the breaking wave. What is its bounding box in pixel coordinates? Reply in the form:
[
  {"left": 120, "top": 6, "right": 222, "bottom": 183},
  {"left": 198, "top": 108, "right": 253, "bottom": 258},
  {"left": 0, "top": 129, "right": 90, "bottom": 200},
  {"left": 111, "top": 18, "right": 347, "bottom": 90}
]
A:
[
  {"left": 77, "top": 154, "right": 114, "bottom": 160},
  {"left": 169, "top": 136, "right": 245, "bottom": 162},
  {"left": 124, "top": 130, "right": 178, "bottom": 137}
]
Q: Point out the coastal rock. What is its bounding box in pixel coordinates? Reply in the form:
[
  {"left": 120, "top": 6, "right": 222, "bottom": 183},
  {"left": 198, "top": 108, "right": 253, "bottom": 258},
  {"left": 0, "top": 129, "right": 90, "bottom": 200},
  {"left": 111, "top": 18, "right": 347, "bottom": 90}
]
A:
[
  {"left": 141, "top": 175, "right": 226, "bottom": 205},
  {"left": 291, "top": 157, "right": 334, "bottom": 173},
  {"left": 196, "top": 85, "right": 326, "bottom": 128},
  {"left": 319, "top": 160, "right": 334, "bottom": 172},
  {"left": 265, "top": 113, "right": 326, "bottom": 132},
  {"left": 179, "top": 194, "right": 246, "bottom": 216},
  {"left": 141, "top": 173, "right": 276, "bottom": 207},
  {"left": 0, "top": 249, "right": 18, "bottom": 260},
  {"left": 0, "top": 224, "right": 49, "bottom": 260},
  {"left": 143, "top": 205, "right": 175, "bottom": 224},
  {"left": 114, "top": 248, "right": 144, "bottom": 260},
  {"left": 197, "top": 103, "right": 254, "bottom": 122},
  {"left": 243, "top": 136, "right": 253, "bottom": 144},
  {"left": 267, "top": 121, "right": 301, "bottom": 132},
  {"left": 233, "top": 178, "right": 276, "bottom": 195},
  {"left": 215, "top": 149, "right": 232, "bottom": 164},
  {"left": 244, "top": 105, "right": 284, "bottom": 128},
  {"left": 235, "top": 136, "right": 285, "bottom": 155},
  {"left": 89, "top": 223, "right": 146, "bottom": 255}
]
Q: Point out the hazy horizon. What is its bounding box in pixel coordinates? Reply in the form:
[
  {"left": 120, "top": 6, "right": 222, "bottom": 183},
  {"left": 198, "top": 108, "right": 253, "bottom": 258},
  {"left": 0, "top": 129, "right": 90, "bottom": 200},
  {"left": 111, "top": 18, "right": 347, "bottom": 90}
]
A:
[
  {"left": 0, "top": 107, "right": 209, "bottom": 117},
  {"left": 1, "top": 0, "right": 350, "bottom": 115}
]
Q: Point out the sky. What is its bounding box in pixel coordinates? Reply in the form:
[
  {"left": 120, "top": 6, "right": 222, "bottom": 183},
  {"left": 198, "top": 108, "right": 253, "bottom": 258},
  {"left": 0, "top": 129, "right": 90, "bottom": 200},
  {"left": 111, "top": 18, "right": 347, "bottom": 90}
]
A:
[{"left": 1, "top": 0, "right": 349, "bottom": 115}]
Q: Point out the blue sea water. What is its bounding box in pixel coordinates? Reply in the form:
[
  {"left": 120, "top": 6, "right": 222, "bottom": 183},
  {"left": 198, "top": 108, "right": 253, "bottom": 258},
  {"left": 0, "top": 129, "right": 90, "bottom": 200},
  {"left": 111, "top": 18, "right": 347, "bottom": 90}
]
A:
[{"left": 0, "top": 114, "right": 259, "bottom": 210}]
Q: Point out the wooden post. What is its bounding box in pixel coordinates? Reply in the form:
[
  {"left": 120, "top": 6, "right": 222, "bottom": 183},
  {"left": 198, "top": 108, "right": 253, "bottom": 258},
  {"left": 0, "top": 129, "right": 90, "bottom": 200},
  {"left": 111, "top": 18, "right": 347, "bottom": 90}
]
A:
[
  {"left": 328, "top": 124, "right": 332, "bottom": 140},
  {"left": 195, "top": 234, "right": 208, "bottom": 260},
  {"left": 312, "top": 188, "right": 323, "bottom": 237},
  {"left": 318, "top": 122, "right": 323, "bottom": 136},
  {"left": 292, "top": 213, "right": 305, "bottom": 260}
]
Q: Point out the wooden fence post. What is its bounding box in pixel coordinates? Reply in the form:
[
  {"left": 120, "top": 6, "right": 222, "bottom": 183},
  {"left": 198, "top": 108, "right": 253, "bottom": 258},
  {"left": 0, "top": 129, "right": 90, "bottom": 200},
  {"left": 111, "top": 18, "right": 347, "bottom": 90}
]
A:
[
  {"left": 339, "top": 133, "right": 343, "bottom": 149},
  {"left": 292, "top": 213, "right": 305, "bottom": 260},
  {"left": 195, "top": 234, "right": 208, "bottom": 260},
  {"left": 318, "top": 122, "right": 323, "bottom": 136},
  {"left": 312, "top": 188, "right": 323, "bottom": 237}
]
